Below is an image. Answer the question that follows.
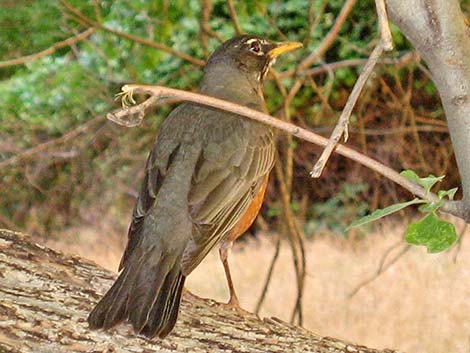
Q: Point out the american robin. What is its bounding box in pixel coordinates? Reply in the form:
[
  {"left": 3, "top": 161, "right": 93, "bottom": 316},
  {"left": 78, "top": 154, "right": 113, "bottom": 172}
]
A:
[{"left": 88, "top": 35, "right": 302, "bottom": 339}]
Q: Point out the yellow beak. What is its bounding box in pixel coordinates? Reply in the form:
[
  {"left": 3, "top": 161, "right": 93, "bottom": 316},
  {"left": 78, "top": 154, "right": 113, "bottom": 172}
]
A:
[{"left": 268, "top": 41, "right": 303, "bottom": 58}]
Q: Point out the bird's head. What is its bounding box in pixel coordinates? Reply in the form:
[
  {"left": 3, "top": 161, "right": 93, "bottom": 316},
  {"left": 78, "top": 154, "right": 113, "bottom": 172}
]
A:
[{"left": 204, "top": 35, "right": 302, "bottom": 85}]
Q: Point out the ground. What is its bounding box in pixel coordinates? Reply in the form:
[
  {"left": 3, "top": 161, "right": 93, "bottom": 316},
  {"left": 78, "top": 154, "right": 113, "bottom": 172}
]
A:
[{"left": 41, "top": 218, "right": 470, "bottom": 353}]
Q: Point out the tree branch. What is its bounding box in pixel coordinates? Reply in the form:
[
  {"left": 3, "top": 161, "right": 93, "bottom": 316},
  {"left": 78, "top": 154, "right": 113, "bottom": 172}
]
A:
[
  {"left": 255, "top": 234, "right": 281, "bottom": 315},
  {"left": 106, "top": 84, "right": 469, "bottom": 222},
  {"left": 0, "top": 229, "right": 401, "bottom": 352},
  {"left": 59, "top": 0, "right": 205, "bottom": 66},
  {"left": 309, "top": 0, "right": 395, "bottom": 177},
  {"left": 301, "top": 51, "right": 418, "bottom": 77},
  {"left": 348, "top": 244, "right": 410, "bottom": 298},
  {"left": 386, "top": 0, "right": 470, "bottom": 220},
  {"left": 0, "top": 117, "right": 103, "bottom": 170},
  {"left": 0, "top": 28, "right": 96, "bottom": 69},
  {"left": 227, "top": 0, "right": 244, "bottom": 35},
  {"left": 375, "top": 0, "right": 394, "bottom": 50},
  {"left": 309, "top": 44, "right": 384, "bottom": 177},
  {"left": 297, "top": 0, "right": 358, "bottom": 71}
]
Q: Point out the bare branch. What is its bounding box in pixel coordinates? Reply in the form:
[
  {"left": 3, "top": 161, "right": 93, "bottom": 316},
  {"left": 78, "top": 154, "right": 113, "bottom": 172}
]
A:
[
  {"left": 298, "top": 0, "right": 358, "bottom": 71},
  {"left": 60, "top": 0, "right": 205, "bottom": 66},
  {"left": 227, "top": 0, "right": 244, "bottom": 35},
  {"left": 301, "top": 51, "right": 418, "bottom": 77},
  {"left": 0, "top": 117, "right": 102, "bottom": 170},
  {"left": 200, "top": 0, "right": 224, "bottom": 52},
  {"left": 0, "top": 229, "right": 402, "bottom": 353},
  {"left": 387, "top": 0, "right": 470, "bottom": 220},
  {"left": 0, "top": 28, "right": 96, "bottom": 69},
  {"left": 105, "top": 83, "right": 469, "bottom": 222},
  {"left": 255, "top": 234, "right": 281, "bottom": 315},
  {"left": 274, "top": 160, "right": 306, "bottom": 326},
  {"left": 310, "top": 44, "right": 384, "bottom": 178},
  {"left": 349, "top": 244, "right": 411, "bottom": 298},
  {"left": 375, "top": 0, "right": 394, "bottom": 50}
]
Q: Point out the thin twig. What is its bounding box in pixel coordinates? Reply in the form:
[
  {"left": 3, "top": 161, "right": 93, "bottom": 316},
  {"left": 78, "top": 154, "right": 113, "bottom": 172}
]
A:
[
  {"left": 200, "top": 0, "right": 225, "bottom": 49},
  {"left": 227, "top": 0, "right": 243, "bottom": 35},
  {"left": 291, "top": 214, "right": 306, "bottom": 326},
  {"left": 200, "top": 0, "right": 212, "bottom": 57},
  {"left": 60, "top": 0, "right": 205, "bottom": 66},
  {"left": 376, "top": 239, "right": 403, "bottom": 273},
  {"left": 275, "top": 161, "right": 304, "bottom": 326},
  {"left": 310, "top": 44, "right": 384, "bottom": 178},
  {"left": 374, "top": 0, "right": 394, "bottom": 50},
  {"left": 0, "top": 28, "right": 96, "bottom": 69},
  {"left": 107, "top": 84, "right": 469, "bottom": 221},
  {"left": 300, "top": 51, "right": 418, "bottom": 77},
  {"left": 297, "top": 0, "right": 357, "bottom": 71},
  {"left": 349, "top": 244, "right": 411, "bottom": 298},
  {"left": 0, "top": 117, "right": 103, "bottom": 170},
  {"left": 255, "top": 234, "right": 281, "bottom": 315},
  {"left": 92, "top": 0, "right": 102, "bottom": 22}
]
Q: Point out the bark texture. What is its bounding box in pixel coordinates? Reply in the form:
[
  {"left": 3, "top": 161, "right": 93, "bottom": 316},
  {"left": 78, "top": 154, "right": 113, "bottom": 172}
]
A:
[
  {"left": 386, "top": 0, "right": 470, "bottom": 221},
  {"left": 0, "top": 229, "right": 401, "bottom": 353}
]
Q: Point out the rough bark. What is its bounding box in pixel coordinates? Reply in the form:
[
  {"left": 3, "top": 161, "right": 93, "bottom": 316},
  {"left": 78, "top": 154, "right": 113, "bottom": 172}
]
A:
[
  {"left": 386, "top": 0, "right": 470, "bottom": 221},
  {"left": 0, "top": 229, "right": 401, "bottom": 353}
]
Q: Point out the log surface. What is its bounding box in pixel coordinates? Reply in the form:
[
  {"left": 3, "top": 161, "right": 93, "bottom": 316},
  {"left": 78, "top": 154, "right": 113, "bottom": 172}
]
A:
[{"left": 0, "top": 229, "right": 401, "bottom": 353}]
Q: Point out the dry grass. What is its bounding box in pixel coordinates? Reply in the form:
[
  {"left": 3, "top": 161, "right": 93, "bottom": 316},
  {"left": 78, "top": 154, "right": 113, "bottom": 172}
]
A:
[{"left": 42, "top": 219, "right": 470, "bottom": 353}]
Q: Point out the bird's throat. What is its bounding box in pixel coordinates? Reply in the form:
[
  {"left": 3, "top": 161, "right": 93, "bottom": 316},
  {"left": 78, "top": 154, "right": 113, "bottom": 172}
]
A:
[{"left": 200, "top": 64, "right": 265, "bottom": 110}]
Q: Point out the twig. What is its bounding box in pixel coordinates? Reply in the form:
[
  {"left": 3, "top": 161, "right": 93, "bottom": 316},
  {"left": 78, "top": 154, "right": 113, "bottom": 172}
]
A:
[
  {"left": 376, "top": 239, "right": 403, "bottom": 273},
  {"left": 200, "top": 0, "right": 225, "bottom": 52},
  {"left": 298, "top": 0, "right": 394, "bottom": 179},
  {"left": 0, "top": 117, "right": 102, "bottom": 170},
  {"left": 349, "top": 244, "right": 411, "bottom": 298},
  {"left": 60, "top": 0, "right": 205, "bottom": 66},
  {"left": 92, "top": 0, "right": 102, "bottom": 22},
  {"left": 107, "top": 84, "right": 469, "bottom": 221},
  {"left": 200, "top": 0, "right": 212, "bottom": 56},
  {"left": 274, "top": 161, "right": 305, "bottom": 326},
  {"left": 255, "top": 234, "right": 281, "bottom": 315},
  {"left": 312, "top": 125, "right": 448, "bottom": 135},
  {"left": 297, "top": 0, "right": 358, "bottom": 71},
  {"left": 0, "top": 28, "right": 96, "bottom": 69},
  {"left": 300, "top": 51, "right": 418, "bottom": 77},
  {"left": 375, "top": 0, "right": 394, "bottom": 50},
  {"left": 291, "top": 214, "right": 306, "bottom": 326},
  {"left": 227, "top": 0, "right": 243, "bottom": 35},
  {"left": 310, "top": 44, "right": 384, "bottom": 178}
]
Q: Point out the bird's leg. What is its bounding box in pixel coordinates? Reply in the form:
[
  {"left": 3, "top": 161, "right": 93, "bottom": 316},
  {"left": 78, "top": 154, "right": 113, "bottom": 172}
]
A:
[{"left": 219, "top": 239, "right": 243, "bottom": 311}]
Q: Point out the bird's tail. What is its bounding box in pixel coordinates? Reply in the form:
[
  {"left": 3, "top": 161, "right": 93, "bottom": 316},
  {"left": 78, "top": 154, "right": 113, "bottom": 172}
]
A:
[{"left": 87, "top": 250, "right": 186, "bottom": 339}]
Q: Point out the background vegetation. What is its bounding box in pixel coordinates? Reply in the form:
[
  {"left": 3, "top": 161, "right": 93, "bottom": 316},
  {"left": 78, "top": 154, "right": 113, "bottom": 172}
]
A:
[
  {"left": 2, "top": 1, "right": 469, "bottom": 352},
  {"left": 2, "top": 0, "right": 466, "bottom": 237}
]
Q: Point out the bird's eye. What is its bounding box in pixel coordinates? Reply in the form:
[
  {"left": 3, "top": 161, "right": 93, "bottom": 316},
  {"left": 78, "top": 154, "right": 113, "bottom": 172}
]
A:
[{"left": 249, "top": 41, "right": 262, "bottom": 54}]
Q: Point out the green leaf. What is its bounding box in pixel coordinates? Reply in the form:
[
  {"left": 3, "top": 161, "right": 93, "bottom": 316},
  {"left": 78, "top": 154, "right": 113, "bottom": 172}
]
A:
[
  {"left": 418, "top": 175, "right": 445, "bottom": 193},
  {"left": 347, "top": 198, "right": 425, "bottom": 229},
  {"left": 400, "top": 169, "right": 421, "bottom": 184},
  {"left": 438, "top": 187, "right": 458, "bottom": 201},
  {"left": 400, "top": 170, "right": 445, "bottom": 193},
  {"left": 405, "top": 213, "right": 458, "bottom": 253}
]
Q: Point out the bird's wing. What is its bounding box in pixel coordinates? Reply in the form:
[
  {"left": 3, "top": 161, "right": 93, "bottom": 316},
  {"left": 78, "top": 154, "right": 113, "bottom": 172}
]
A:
[
  {"left": 118, "top": 110, "right": 185, "bottom": 271},
  {"left": 181, "top": 129, "right": 274, "bottom": 275}
]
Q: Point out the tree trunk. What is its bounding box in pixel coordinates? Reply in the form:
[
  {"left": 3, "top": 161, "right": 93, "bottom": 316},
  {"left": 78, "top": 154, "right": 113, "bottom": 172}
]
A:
[
  {"left": 0, "top": 229, "right": 400, "bottom": 353},
  {"left": 386, "top": 0, "right": 470, "bottom": 221}
]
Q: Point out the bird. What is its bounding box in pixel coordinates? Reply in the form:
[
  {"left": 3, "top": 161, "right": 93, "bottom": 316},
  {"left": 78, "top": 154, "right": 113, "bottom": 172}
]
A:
[{"left": 88, "top": 34, "right": 302, "bottom": 339}]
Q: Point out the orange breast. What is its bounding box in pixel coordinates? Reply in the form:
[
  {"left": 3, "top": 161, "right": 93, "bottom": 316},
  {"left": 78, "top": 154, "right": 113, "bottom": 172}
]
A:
[{"left": 227, "top": 174, "right": 270, "bottom": 241}]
